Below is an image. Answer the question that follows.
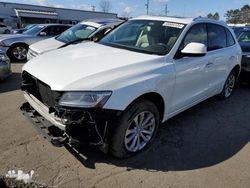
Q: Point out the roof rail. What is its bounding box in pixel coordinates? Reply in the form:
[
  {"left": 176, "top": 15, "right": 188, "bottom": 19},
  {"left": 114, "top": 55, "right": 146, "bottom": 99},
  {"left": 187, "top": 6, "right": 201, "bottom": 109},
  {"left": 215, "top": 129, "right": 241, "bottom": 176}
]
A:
[{"left": 193, "top": 16, "right": 215, "bottom": 21}]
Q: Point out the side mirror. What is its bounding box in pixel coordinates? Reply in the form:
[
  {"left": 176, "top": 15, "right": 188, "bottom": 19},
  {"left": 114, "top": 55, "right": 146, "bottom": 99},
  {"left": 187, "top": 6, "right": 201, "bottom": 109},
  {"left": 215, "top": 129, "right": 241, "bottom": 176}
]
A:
[
  {"left": 181, "top": 42, "right": 207, "bottom": 57},
  {"left": 39, "top": 32, "right": 47, "bottom": 36}
]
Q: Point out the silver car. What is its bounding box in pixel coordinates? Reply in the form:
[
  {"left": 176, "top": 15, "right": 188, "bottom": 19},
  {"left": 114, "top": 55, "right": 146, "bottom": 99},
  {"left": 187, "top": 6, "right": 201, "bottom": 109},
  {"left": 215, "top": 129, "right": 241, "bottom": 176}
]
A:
[
  {"left": 0, "top": 24, "right": 71, "bottom": 62},
  {"left": 0, "top": 50, "right": 11, "bottom": 80}
]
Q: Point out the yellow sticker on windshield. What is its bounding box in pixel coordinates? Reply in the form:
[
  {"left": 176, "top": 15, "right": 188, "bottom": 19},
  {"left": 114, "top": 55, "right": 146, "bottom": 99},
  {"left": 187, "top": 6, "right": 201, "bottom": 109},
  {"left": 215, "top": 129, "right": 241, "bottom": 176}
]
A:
[{"left": 162, "top": 22, "right": 184, "bottom": 29}]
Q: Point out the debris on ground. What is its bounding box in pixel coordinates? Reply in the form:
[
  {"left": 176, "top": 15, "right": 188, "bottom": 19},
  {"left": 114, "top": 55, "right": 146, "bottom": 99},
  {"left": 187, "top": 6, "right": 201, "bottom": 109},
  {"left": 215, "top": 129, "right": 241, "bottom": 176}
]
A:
[{"left": 0, "top": 170, "right": 49, "bottom": 188}]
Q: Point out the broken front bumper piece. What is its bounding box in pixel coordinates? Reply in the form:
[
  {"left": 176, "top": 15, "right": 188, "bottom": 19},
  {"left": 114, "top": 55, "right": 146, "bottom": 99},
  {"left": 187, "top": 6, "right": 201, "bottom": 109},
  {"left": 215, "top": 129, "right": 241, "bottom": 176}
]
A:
[{"left": 21, "top": 92, "right": 121, "bottom": 149}]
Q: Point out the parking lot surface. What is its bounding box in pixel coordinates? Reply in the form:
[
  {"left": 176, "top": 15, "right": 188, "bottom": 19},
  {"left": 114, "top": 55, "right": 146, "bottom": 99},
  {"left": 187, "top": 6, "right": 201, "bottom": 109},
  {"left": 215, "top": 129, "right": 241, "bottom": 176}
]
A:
[{"left": 0, "top": 62, "right": 249, "bottom": 188}]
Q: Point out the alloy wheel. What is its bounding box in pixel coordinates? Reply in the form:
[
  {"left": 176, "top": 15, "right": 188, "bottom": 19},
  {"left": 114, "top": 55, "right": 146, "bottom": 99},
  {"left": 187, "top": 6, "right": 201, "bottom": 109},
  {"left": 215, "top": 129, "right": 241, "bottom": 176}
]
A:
[
  {"left": 13, "top": 46, "right": 27, "bottom": 61},
  {"left": 224, "top": 73, "right": 236, "bottom": 98},
  {"left": 124, "top": 111, "right": 156, "bottom": 153}
]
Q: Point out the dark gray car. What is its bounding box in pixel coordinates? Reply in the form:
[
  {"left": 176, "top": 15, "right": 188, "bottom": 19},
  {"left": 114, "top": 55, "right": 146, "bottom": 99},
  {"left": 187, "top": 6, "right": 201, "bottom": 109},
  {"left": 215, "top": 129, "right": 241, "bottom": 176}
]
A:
[{"left": 0, "top": 24, "right": 71, "bottom": 61}]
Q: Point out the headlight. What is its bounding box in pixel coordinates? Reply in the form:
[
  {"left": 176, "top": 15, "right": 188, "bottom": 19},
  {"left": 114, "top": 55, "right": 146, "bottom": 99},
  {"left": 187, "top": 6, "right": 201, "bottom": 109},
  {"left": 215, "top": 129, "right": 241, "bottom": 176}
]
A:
[
  {"left": 0, "top": 53, "right": 10, "bottom": 65},
  {"left": 59, "top": 91, "right": 112, "bottom": 108}
]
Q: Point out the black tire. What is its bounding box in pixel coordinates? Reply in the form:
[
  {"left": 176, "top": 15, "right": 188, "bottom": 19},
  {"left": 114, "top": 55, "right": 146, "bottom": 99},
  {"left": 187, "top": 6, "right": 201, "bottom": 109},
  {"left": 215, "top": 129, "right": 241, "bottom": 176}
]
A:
[
  {"left": 4, "top": 29, "right": 10, "bottom": 34},
  {"left": 109, "top": 99, "right": 160, "bottom": 158},
  {"left": 7, "top": 44, "right": 28, "bottom": 62},
  {"left": 220, "top": 70, "right": 237, "bottom": 99}
]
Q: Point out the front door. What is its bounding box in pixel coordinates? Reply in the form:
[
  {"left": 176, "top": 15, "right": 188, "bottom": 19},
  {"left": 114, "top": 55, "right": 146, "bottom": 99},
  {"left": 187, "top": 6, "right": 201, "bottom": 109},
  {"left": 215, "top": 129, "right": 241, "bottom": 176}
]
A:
[{"left": 170, "top": 23, "right": 210, "bottom": 113}]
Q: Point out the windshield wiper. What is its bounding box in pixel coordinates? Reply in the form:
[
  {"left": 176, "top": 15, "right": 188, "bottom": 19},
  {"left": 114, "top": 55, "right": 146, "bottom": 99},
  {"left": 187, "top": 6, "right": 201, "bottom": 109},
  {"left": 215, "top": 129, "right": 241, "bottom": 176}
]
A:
[{"left": 58, "top": 38, "right": 93, "bottom": 49}]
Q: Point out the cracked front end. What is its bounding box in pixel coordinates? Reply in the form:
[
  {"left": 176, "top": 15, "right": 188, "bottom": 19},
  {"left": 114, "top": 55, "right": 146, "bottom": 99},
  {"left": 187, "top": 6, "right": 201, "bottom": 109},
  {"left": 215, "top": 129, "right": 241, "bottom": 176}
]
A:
[{"left": 21, "top": 71, "right": 121, "bottom": 146}]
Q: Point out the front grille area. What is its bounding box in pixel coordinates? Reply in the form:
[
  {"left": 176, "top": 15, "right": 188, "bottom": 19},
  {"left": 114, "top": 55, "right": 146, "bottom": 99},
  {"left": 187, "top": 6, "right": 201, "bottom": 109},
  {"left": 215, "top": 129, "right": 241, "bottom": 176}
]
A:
[{"left": 22, "top": 71, "right": 62, "bottom": 107}]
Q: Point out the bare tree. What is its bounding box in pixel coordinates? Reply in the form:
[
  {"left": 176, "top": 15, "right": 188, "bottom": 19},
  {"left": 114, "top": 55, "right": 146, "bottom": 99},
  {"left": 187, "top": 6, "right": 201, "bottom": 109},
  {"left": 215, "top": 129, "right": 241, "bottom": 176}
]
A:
[{"left": 99, "top": 0, "right": 111, "bottom": 13}]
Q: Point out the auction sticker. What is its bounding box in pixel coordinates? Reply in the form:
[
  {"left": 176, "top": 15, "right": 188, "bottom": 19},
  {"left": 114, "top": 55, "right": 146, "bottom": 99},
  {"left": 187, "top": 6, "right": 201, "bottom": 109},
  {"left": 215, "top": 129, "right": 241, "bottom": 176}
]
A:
[{"left": 162, "top": 22, "right": 184, "bottom": 29}]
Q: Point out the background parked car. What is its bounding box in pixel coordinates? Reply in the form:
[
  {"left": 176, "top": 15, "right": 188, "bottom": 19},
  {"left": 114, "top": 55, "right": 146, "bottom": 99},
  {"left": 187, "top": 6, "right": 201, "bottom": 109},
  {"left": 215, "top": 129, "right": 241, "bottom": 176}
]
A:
[
  {"left": 0, "top": 24, "right": 71, "bottom": 62},
  {"left": 28, "top": 18, "right": 123, "bottom": 60},
  {"left": 236, "top": 27, "right": 250, "bottom": 84},
  {"left": 0, "top": 50, "right": 11, "bottom": 80},
  {"left": 12, "top": 24, "right": 37, "bottom": 34},
  {"left": 232, "top": 26, "right": 250, "bottom": 38},
  {"left": 0, "top": 24, "right": 12, "bottom": 34}
]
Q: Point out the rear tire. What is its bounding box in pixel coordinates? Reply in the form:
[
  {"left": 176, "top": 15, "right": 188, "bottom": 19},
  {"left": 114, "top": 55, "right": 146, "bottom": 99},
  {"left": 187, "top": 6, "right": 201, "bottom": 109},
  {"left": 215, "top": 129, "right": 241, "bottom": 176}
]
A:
[
  {"left": 109, "top": 99, "right": 160, "bottom": 158},
  {"left": 220, "top": 70, "right": 236, "bottom": 99},
  {"left": 7, "top": 44, "right": 28, "bottom": 62}
]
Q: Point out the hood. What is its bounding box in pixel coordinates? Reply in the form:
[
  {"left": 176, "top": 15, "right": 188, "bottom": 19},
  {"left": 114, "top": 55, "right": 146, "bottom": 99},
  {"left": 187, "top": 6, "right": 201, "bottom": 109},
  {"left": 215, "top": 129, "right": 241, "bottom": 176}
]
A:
[
  {"left": 0, "top": 34, "right": 32, "bottom": 42},
  {"left": 23, "top": 42, "right": 164, "bottom": 91},
  {"left": 29, "top": 37, "right": 64, "bottom": 54},
  {"left": 239, "top": 42, "right": 250, "bottom": 52}
]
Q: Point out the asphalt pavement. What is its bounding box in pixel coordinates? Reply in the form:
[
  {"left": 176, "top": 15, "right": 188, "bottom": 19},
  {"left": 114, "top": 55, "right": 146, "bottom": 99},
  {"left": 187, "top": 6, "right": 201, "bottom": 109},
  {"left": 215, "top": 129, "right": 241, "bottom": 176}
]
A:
[{"left": 0, "top": 62, "right": 249, "bottom": 188}]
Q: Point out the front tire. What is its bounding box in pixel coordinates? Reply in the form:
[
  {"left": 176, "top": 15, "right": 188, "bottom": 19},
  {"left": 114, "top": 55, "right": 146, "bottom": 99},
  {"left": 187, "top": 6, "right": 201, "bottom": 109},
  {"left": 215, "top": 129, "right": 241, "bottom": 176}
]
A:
[
  {"left": 220, "top": 70, "right": 236, "bottom": 99},
  {"left": 7, "top": 44, "right": 28, "bottom": 62},
  {"left": 109, "top": 99, "right": 160, "bottom": 158}
]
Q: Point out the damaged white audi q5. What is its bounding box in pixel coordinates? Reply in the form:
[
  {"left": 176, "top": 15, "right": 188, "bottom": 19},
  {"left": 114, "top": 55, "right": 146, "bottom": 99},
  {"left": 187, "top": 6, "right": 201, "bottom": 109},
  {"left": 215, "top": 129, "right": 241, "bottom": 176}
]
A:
[{"left": 21, "top": 16, "right": 241, "bottom": 158}]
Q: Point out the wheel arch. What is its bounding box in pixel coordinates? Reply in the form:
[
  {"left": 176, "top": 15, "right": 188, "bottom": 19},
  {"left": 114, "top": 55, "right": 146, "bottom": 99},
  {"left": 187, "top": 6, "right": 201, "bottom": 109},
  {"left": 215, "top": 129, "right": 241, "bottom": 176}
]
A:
[
  {"left": 232, "top": 64, "right": 241, "bottom": 79},
  {"left": 9, "top": 42, "right": 29, "bottom": 49},
  {"left": 7, "top": 42, "right": 29, "bottom": 54},
  {"left": 127, "top": 92, "right": 165, "bottom": 122}
]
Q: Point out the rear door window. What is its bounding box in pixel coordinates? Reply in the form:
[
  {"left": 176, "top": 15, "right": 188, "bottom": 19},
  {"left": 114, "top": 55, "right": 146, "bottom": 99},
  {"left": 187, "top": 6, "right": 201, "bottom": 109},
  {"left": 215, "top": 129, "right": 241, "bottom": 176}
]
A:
[{"left": 207, "top": 24, "right": 227, "bottom": 51}]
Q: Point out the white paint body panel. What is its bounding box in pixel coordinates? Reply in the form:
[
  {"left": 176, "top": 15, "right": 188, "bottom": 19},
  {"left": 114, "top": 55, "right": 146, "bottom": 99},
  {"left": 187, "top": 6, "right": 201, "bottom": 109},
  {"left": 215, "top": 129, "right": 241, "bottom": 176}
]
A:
[
  {"left": 29, "top": 37, "right": 63, "bottom": 54},
  {"left": 23, "top": 17, "right": 242, "bottom": 123}
]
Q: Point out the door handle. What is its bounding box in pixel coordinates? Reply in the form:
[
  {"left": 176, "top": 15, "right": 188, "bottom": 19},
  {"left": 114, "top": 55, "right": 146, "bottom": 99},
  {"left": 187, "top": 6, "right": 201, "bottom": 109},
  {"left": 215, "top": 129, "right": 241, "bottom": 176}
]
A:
[{"left": 206, "top": 62, "right": 214, "bottom": 68}]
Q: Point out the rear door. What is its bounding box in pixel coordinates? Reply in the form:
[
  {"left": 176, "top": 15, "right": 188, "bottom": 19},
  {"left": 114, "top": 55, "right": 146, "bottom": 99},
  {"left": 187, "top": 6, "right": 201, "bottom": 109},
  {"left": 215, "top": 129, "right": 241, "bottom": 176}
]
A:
[{"left": 206, "top": 24, "right": 233, "bottom": 95}]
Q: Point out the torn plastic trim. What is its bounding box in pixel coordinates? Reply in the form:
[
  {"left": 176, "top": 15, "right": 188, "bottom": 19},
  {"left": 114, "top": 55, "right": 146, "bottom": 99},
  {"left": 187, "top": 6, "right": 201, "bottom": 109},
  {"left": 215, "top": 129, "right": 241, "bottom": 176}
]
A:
[
  {"left": 23, "top": 92, "right": 66, "bottom": 130},
  {"left": 21, "top": 97, "right": 122, "bottom": 149},
  {"left": 53, "top": 105, "right": 122, "bottom": 146}
]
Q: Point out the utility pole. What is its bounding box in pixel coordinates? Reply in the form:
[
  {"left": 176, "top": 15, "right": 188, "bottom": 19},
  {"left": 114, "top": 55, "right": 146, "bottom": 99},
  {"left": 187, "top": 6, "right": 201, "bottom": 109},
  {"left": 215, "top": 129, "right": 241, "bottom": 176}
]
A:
[
  {"left": 91, "top": 5, "right": 96, "bottom": 11},
  {"left": 145, "top": 0, "right": 149, "bottom": 15},
  {"left": 165, "top": 3, "right": 169, "bottom": 16}
]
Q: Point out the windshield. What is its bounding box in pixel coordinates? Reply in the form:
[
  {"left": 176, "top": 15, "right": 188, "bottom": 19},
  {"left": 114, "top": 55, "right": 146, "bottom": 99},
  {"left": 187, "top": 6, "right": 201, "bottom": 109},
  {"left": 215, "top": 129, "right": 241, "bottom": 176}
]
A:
[
  {"left": 99, "top": 20, "right": 185, "bottom": 55},
  {"left": 23, "top": 25, "right": 46, "bottom": 35},
  {"left": 238, "top": 30, "right": 250, "bottom": 42},
  {"left": 56, "top": 24, "right": 97, "bottom": 43},
  {"left": 25, "top": 24, "right": 36, "bottom": 30}
]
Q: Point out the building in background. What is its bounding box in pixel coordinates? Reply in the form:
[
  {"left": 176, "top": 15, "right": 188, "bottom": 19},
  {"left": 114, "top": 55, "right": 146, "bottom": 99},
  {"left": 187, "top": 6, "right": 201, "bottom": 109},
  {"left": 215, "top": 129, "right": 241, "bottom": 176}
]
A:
[{"left": 0, "top": 2, "right": 117, "bottom": 28}]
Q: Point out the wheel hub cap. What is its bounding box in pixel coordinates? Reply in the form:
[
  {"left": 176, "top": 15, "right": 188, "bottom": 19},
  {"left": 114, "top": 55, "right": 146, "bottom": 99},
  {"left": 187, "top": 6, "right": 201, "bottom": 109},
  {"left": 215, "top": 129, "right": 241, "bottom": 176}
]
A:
[
  {"left": 13, "top": 46, "right": 27, "bottom": 60},
  {"left": 124, "top": 111, "right": 156, "bottom": 153}
]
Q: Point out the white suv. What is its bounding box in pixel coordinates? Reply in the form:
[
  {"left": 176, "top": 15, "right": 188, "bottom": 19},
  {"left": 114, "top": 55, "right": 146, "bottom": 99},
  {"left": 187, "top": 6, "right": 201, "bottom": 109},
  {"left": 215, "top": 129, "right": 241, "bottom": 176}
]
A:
[{"left": 21, "top": 16, "right": 241, "bottom": 158}]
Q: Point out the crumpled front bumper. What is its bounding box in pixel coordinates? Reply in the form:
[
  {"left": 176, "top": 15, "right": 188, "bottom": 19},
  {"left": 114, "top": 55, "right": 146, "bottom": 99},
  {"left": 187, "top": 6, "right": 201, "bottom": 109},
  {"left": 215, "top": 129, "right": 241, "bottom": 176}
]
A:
[
  {"left": 21, "top": 92, "right": 122, "bottom": 147},
  {"left": 23, "top": 92, "right": 66, "bottom": 130}
]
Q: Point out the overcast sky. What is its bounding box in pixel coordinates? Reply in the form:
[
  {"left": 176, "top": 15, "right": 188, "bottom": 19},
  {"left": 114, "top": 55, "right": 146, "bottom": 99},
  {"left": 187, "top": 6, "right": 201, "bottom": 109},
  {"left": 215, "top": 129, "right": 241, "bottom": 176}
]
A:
[{"left": 1, "top": 0, "right": 250, "bottom": 19}]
